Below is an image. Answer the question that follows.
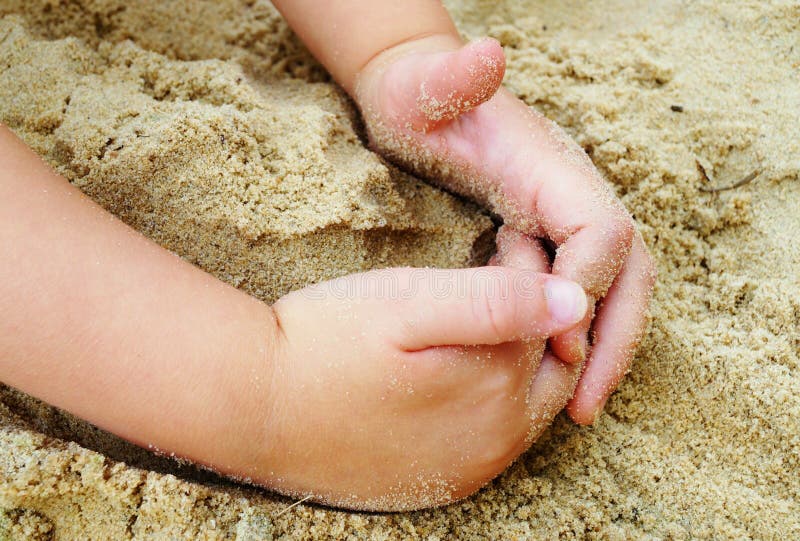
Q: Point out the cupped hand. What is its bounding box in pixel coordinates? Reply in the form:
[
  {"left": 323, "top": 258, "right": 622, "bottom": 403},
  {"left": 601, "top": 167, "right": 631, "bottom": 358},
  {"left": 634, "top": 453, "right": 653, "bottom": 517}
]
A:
[
  {"left": 354, "top": 35, "right": 656, "bottom": 424},
  {"left": 252, "top": 261, "right": 586, "bottom": 511}
]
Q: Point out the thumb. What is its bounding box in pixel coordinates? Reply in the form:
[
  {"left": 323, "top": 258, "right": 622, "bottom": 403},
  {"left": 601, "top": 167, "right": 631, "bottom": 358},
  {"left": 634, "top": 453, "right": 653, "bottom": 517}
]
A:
[
  {"left": 377, "top": 37, "right": 505, "bottom": 132},
  {"left": 393, "top": 267, "right": 587, "bottom": 351}
]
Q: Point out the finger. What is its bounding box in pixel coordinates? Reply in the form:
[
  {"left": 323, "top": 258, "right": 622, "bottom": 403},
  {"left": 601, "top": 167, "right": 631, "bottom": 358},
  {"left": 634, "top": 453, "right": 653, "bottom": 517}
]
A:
[
  {"left": 493, "top": 227, "right": 588, "bottom": 376},
  {"left": 488, "top": 104, "right": 634, "bottom": 364},
  {"left": 475, "top": 226, "right": 547, "bottom": 376},
  {"left": 488, "top": 94, "right": 635, "bottom": 299},
  {"left": 493, "top": 225, "right": 550, "bottom": 273},
  {"left": 567, "top": 234, "right": 656, "bottom": 425},
  {"left": 496, "top": 225, "right": 590, "bottom": 365},
  {"left": 391, "top": 267, "right": 587, "bottom": 350},
  {"left": 526, "top": 350, "right": 583, "bottom": 442},
  {"left": 380, "top": 38, "right": 505, "bottom": 132},
  {"left": 548, "top": 298, "right": 593, "bottom": 365}
]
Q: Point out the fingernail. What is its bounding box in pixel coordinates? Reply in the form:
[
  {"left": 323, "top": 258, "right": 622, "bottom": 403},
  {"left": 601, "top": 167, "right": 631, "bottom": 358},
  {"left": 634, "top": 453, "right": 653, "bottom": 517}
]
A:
[{"left": 545, "top": 279, "right": 587, "bottom": 325}]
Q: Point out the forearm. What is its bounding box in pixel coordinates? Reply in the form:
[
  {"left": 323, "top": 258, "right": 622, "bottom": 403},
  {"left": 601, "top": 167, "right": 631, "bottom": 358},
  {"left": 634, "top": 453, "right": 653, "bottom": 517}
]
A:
[
  {"left": 271, "top": 0, "right": 460, "bottom": 94},
  {"left": 0, "top": 125, "right": 277, "bottom": 476}
]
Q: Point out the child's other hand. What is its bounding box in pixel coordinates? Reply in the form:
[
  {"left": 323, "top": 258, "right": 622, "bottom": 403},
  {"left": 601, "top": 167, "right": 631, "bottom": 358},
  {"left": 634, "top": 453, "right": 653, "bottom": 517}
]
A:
[
  {"left": 354, "top": 36, "right": 656, "bottom": 425},
  {"left": 252, "top": 257, "right": 586, "bottom": 511}
]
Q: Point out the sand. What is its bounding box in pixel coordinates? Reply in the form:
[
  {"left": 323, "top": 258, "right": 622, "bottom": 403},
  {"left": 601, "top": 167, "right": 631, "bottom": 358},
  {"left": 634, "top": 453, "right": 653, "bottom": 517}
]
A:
[{"left": 0, "top": 0, "right": 798, "bottom": 539}]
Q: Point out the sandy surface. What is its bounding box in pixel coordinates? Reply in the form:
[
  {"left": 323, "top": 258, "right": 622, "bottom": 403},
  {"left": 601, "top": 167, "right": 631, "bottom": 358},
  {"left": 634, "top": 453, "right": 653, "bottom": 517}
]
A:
[{"left": 1, "top": 0, "right": 798, "bottom": 539}]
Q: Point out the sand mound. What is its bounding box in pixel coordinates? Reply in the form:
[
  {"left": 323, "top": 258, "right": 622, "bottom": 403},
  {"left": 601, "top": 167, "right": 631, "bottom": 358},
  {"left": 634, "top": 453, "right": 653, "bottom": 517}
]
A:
[{"left": 1, "top": 0, "right": 798, "bottom": 539}]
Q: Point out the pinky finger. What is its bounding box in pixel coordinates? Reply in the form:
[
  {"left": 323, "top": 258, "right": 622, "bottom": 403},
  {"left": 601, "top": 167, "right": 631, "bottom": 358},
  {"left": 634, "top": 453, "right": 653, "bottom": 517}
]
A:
[{"left": 566, "top": 234, "right": 656, "bottom": 425}]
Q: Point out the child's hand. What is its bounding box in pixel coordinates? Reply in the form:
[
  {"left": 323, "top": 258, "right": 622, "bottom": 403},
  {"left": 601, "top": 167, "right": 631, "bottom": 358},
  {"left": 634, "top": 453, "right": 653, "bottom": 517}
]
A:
[
  {"left": 253, "top": 262, "right": 587, "bottom": 511},
  {"left": 354, "top": 35, "right": 656, "bottom": 425},
  {"left": 0, "top": 125, "right": 584, "bottom": 514}
]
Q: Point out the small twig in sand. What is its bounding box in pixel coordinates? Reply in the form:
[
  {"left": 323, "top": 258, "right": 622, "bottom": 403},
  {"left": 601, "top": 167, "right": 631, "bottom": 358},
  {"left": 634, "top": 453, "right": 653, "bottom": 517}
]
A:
[
  {"left": 274, "top": 495, "right": 313, "bottom": 517},
  {"left": 696, "top": 160, "right": 712, "bottom": 183},
  {"left": 700, "top": 169, "right": 760, "bottom": 193}
]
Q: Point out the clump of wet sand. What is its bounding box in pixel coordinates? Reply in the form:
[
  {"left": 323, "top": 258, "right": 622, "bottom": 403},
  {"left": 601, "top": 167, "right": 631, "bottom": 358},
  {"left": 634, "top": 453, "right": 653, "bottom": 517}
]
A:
[{"left": 1, "top": 0, "right": 799, "bottom": 539}]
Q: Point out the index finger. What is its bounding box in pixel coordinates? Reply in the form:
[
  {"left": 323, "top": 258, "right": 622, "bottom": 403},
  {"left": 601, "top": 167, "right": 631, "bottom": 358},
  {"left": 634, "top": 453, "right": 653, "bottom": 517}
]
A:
[{"left": 494, "top": 92, "right": 635, "bottom": 298}]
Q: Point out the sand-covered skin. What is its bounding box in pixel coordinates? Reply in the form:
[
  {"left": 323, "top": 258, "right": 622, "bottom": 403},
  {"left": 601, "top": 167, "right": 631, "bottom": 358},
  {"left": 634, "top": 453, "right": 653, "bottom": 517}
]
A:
[{"left": 1, "top": 0, "right": 799, "bottom": 539}]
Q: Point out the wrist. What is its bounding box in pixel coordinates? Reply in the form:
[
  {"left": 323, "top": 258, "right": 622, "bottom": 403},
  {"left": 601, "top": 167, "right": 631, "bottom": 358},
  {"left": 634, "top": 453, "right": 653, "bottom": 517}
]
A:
[
  {"left": 207, "top": 301, "right": 287, "bottom": 483},
  {"left": 273, "top": 0, "right": 461, "bottom": 96}
]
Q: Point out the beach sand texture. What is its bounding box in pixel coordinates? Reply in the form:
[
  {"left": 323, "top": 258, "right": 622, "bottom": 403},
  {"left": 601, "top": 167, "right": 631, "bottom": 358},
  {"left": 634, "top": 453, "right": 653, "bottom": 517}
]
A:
[{"left": 0, "top": 0, "right": 798, "bottom": 539}]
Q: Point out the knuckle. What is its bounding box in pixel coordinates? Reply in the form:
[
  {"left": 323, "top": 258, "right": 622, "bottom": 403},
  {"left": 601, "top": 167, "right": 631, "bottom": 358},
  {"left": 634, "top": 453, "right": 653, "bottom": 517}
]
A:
[
  {"left": 473, "top": 284, "right": 517, "bottom": 342},
  {"left": 609, "top": 215, "right": 635, "bottom": 251}
]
